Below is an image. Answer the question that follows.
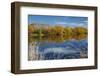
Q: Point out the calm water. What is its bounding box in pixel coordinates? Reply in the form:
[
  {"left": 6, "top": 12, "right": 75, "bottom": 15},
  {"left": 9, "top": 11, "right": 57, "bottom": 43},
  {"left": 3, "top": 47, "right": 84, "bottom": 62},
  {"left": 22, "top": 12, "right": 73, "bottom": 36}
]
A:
[{"left": 28, "top": 38, "right": 88, "bottom": 60}]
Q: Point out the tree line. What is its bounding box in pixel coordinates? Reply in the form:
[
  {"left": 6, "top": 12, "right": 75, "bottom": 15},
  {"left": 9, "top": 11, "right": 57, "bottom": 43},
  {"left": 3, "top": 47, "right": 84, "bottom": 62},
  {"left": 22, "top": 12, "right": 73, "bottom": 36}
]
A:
[{"left": 28, "top": 24, "right": 87, "bottom": 37}]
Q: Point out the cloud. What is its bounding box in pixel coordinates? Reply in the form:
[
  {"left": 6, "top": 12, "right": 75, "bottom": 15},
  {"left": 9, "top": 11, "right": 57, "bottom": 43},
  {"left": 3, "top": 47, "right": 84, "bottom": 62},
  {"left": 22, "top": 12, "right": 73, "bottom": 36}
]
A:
[
  {"left": 54, "top": 22, "right": 68, "bottom": 25},
  {"left": 53, "top": 21, "right": 87, "bottom": 28},
  {"left": 68, "top": 23, "right": 78, "bottom": 25},
  {"left": 54, "top": 22, "right": 78, "bottom": 25},
  {"left": 76, "top": 23, "right": 87, "bottom": 28}
]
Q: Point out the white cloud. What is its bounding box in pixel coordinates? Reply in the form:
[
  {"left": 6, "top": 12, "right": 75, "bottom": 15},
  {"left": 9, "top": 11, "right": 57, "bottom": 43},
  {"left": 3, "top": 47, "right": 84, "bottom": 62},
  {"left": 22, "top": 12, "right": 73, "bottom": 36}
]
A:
[
  {"left": 53, "top": 21, "right": 87, "bottom": 28},
  {"left": 54, "top": 22, "right": 68, "bottom": 25},
  {"left": 77, "top": 23, "right": 87, "bottom": 28}
]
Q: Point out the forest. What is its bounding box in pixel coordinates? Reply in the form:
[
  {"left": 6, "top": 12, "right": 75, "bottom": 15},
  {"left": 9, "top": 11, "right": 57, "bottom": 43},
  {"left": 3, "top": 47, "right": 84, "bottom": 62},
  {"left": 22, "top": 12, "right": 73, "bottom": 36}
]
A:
[{"left": 28, "top": 23, "right": 87, "bottom": 42}]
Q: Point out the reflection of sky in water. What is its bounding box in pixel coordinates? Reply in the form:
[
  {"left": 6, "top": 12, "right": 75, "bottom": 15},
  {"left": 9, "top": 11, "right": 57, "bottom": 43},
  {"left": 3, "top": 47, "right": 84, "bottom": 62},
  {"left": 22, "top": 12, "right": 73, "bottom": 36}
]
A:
[{"left": 28, "top": 39, "right": 88, "bottom": 60}]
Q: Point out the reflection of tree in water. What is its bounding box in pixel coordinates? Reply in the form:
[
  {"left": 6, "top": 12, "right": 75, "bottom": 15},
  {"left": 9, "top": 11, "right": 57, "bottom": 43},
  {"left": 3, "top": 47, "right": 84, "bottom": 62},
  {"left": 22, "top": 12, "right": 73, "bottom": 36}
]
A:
[
  {"left": 29, "top": 33, "right": 87, "bottom": 43},
  {"left": 28, "top": 35, "right": 88, "bottom": 60},
  {"left": 28, "top": 39, "right": 88, "bottom": 60}
]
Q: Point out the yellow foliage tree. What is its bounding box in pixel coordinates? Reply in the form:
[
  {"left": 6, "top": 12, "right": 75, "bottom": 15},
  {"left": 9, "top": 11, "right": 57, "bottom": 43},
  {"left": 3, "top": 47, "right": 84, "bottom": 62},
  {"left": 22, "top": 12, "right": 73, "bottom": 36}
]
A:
[
  {"left": 53, "top": 25, "right": 64, "bottom": 36},
  {"left": 74, "top": 27, "right": 87, "bottom": 34},
  {"left": 28, "top": 25, "right": 34, "bottom": 33}
]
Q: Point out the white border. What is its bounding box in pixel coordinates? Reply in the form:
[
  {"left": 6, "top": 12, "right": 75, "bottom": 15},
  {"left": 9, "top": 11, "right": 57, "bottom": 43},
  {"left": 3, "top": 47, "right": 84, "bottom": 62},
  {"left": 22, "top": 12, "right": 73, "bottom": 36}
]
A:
[{"left": 20, "top": 7, "right": 95, "bottom": 70}]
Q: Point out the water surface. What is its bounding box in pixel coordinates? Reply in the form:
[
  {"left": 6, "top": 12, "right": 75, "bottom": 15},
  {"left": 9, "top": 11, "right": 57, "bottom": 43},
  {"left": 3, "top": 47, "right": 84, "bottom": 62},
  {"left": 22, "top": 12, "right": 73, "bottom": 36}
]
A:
[{"left": 28, "top": 37, "right": 88, "bottom": 60}]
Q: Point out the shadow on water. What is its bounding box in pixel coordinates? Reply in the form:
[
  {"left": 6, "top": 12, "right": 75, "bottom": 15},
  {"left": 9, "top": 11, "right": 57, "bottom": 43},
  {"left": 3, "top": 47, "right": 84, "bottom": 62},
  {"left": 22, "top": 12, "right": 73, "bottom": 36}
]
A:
[{"left": 28, "top": 34, "right": 88, "bottom": 61}]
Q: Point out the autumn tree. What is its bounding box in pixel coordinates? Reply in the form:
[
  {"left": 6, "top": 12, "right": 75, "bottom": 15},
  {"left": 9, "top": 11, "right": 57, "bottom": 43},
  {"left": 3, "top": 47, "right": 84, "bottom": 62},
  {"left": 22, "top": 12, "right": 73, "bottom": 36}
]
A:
[
  {"left": 64, "top": 27, "right": 73, "bottom": 35},
  {"left": 28, "top": 25, "right": 34, "bottom": 33},
  {"left": 53, "top": 25, "right": 64, "bottom": 36},
  {"left": 73, "top": 27, "right": 87, "bottom": 35}
]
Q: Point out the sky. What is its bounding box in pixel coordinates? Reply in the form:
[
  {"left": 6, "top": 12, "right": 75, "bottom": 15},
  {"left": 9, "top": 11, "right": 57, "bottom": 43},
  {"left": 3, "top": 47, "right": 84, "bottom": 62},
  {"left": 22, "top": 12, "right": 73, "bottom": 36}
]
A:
[{"left": 28, "top": 15, "right": 88, "bottom": 28}]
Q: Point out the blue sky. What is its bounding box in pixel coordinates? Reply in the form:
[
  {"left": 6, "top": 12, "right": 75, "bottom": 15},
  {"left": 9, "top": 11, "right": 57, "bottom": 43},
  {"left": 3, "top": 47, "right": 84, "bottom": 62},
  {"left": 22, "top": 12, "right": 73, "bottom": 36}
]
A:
[{"left": 28, "top": 15, "right": 88, "bottom": 28}]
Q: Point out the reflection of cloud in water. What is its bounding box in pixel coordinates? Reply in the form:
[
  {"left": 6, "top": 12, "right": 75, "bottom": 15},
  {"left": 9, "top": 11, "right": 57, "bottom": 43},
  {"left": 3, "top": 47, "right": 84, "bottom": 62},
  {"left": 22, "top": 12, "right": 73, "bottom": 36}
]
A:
[
  {"left": 44, "top": 47, "right": 80, "bottom": 54},
  {"left": 28, "top": 39, "right": 88, "bottom": 60}
]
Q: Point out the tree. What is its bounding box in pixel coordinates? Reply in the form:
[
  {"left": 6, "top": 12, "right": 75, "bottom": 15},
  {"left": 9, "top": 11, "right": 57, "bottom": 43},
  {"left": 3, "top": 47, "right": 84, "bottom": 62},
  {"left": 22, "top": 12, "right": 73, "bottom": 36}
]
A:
[
  {"left": 73, "top": 27, "right": 87, "bottom": 35},
  {"left": 64, "top": 27, "right": 73, "bottom": 35},
  {"left": 53, "top": 25, "right": 64, "bottom": 36},
  {"left": 28, "top": 25, "right": 34, "bottom": 33}
]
